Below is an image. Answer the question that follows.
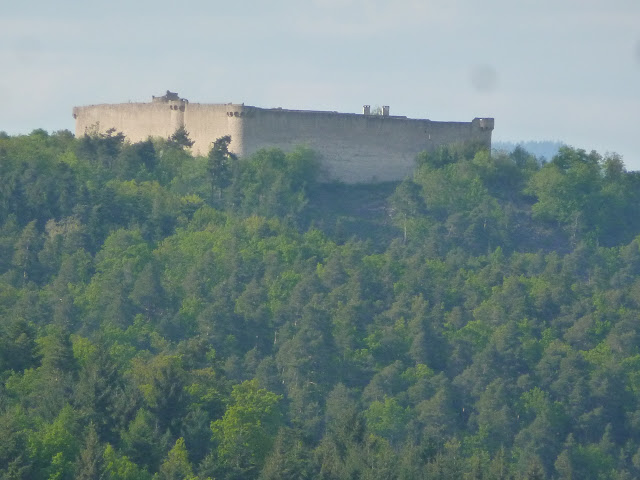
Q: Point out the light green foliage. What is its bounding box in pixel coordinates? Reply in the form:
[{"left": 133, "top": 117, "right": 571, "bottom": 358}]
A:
[
  {"left": 211, "top": 379, "right": 282, "bottom": 476},
  {"left": 528, "top": 147, "right": 603, "bottom": 242},
  {"left": 27, "top": 404, "right": 81, "bottom": 480},
  {"left": 70, "top": 335, "right": 97, "bottom": 367},
  {"left": 156, "top": 437, "right": 197, "bottom": 480},
  {"left": 364, "top": 397, "right": 410, "bottom": 444},
  {"left": 411, "top": 145, "right": 513, "bottom": 254},
  {"left": 103, "top": 444, "right": 153, "bottom": 480},
  {"left": 389, "top": 180, "right": 426, "bottom": 243},
  {"left": 528, "top": 147, "right": 640, "bottom": 246}
]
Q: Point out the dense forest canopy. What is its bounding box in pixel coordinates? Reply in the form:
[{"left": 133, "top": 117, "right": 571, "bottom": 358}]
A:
[{"left": 1, "top": 128, "right": 640, "bottom": 479}]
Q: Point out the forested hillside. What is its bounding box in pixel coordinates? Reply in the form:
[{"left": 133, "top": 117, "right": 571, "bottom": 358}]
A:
[{"left": 2, "top": 128, "right": 640, "bottom": 479}]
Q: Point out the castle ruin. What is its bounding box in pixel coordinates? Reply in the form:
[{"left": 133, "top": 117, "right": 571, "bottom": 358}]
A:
[{"left": 73, "top": 91, "right": 494, "bottom": 183}]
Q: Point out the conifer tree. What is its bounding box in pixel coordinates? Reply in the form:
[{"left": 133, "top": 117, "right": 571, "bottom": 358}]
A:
[{"left": 207, "top": 135, "right": 236, "bottom": 203}]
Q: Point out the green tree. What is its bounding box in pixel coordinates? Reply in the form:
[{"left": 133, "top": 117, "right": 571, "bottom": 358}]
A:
[
  {"left": 232, "top": 147, "right": 319, "bottom": 220},
  {"left": 0, "top": 316, "right": 38, "bottom": 373},
  {"left": 207, "top": 135, "right": 236, "bottom": 203},
  {"left": 210, "top": 379, "right": 282, "bottom": 479},
  {"left": 259, "top": 428, "right": 314, "bottom": 480},
  {"left": 103, "top": 444, "right": 152, "bottom": 480},
  {"left": 156, "top": 437, "right": 196, "bottom": 480},
  {"left": 527, "top": 147, "right": 603, "bottom": 245},
  {"left": 74, "top": 423, "right": 104, "bottom": 480},
  {"left": 0, "top": 409, "right": 31, "bottom": 480},
  {"left": 12, "top": 220, "right": 42, "bottom": 284},
  {"left": 38, "top": 326, "right": 77, "bottom": 374},
  {"left": 27, "top": 404, "right": 82, "bottom": 480},
  {"left": 120, "top": 409, "right": 171, "bottom": 471},
  {"left": 130, "top": 355, "right": 187, "bottom": 436},
  {"left": 130, "top": 261, "right": 166, "bottom": 322},
  {"left": 389, "top": 180, "right": 426, "bottom": 243},
  {"left": 76, "top": 128, "right": 125, "bottom": 170},
  {"left": 169, "top": 126, "right": 194, "bottom": 149},
  {"left": 364, "top": 397, "right": 410, "bottom": 446},
  {"left": 73, "top": 341, "right": 128, "bottom": 444}
]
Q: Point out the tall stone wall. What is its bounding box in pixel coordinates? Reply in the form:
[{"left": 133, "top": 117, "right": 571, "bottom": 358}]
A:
[
  {"left": 182, "top": 103, "right": 245, "bottom": 156},
  {"left": 73, "top": 101, "right": 185, "bottom": 142},
  {"left": 235, "top": 107, "right": 493, "bottom": 183},
  {"left": 72, "top": 98, "right": 493, "bottom": 184}
]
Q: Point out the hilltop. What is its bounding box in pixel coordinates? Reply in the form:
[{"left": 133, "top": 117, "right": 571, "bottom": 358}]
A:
[{"left": 1, "top": 129, "right": 640, "bottom": 479}]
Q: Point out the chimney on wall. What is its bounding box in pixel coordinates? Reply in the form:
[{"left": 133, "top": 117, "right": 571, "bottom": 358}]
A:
[
  {"left": 382, "top": 106, "right": 390, "bottom": 116},
  {"left": 363, "top": 105, "right": 370, "bottom": 115}
]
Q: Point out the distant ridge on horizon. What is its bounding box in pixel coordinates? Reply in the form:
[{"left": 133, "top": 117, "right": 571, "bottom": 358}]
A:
[{"left": 493, "top": 140, "right": 564, "bottom": 161}]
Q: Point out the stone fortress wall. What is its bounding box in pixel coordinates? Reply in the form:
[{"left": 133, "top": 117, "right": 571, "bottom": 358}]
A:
[{"left": 73, "top": 92, "right": 494, "bottom": 184}]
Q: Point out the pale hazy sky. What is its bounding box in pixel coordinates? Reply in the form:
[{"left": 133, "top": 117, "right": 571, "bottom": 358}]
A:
[{"left": 2, "top": 0, "right": 639, "bottom": 167}]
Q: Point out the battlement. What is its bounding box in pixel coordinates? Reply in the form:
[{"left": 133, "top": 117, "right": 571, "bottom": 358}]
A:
[
  {"left": 73, "top": 92, "right": 494, "bottom": 183},
  {"left": 152, "top": 90, "right": 187, "bottom": 104}
]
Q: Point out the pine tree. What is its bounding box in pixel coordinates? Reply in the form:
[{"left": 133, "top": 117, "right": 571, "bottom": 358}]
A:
[
  {"left": 207, "top": 135, "right": 236, "bottom": 203},
  {"left": 157, "top": 438, "right": 196, "bottom": 480},
  {"left": 169, "top": 126, "right": 194, "bottom": 148},
  {"left": 74, "top": 423, "right": 105, "bottom": 480}
]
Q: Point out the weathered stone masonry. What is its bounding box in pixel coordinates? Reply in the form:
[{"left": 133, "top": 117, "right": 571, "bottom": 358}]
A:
[{"left": 73, "top": 91, "right": 494, "bottom": 184}]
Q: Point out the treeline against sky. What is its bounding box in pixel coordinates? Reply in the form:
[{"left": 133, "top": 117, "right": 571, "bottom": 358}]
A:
[
  {"left": 492, "top": 141, "right": 565, "bottom": 162},
  {"left": 2, "top": 128, "right": 640, "bottom": 479}
]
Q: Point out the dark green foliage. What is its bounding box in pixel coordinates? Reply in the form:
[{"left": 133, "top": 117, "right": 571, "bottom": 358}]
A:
[
  {"left": 207, "top": 135, "right": 236, "bottom": 203},
  {"left": 73, "top": 423, "right": 104, "bottom": 480},
  {"left": 169, "top": 125, "right": 194, "bottom": 149},
  {"left": 114, "top": 140, "right": 157, "bottom": 180},
  {"left": 120, "top": 409, "right": 171, "bottom": 471},
  {"left": 39, "top": 325, "right": 77, "bottom": 373},
  {"left": 0, "top": 410, "right": 31, "bottom": 479},
  {"left": 229, "top": 146, "right": 320, "bottom": 222},
  {"left": 130, "top": 261, "right": 166, "bottom": 321},
  {"left": 12, "top": 220, "right": 42, "bottom": 284},
  {"left": 0, "top": 316, "right": 38, "bottom": 373},
  {"left": 4, "top": 130, "right": 640, "bottom": 479},
  {"left": 76, "top": 128, "right": 125, "bottom": 171},
  {"left": 260, "top": 428, "right": 314, "bottom": 479},
  {"left": 72, "top": 342, "right": 129, "bottom": 444}
]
